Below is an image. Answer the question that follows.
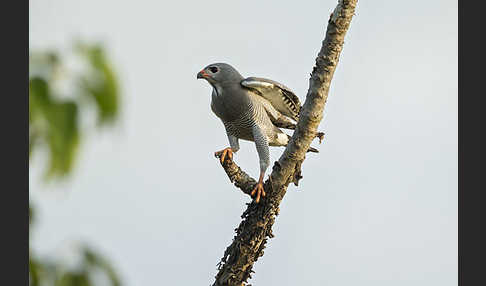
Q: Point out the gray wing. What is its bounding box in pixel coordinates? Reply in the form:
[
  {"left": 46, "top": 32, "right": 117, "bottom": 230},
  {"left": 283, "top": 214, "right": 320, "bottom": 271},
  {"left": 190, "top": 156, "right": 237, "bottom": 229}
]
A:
[
  {"left": 251, "top": 95, "right": 297, "bottom": 130},
  {"left": 241, "top": 77, "right": 301, "bottom": 121}
]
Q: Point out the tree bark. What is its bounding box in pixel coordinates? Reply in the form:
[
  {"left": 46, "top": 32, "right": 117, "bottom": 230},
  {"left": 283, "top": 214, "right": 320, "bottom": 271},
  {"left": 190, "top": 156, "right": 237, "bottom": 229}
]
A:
[{"left": 212, "top": 1, "right": 358, "bottom": 285}]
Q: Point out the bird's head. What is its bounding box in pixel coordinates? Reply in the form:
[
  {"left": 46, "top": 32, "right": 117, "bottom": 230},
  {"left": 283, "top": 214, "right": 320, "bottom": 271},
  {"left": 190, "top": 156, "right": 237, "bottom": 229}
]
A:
[{"left": 197, "top": 63, "right": 243, "bottom": 86}]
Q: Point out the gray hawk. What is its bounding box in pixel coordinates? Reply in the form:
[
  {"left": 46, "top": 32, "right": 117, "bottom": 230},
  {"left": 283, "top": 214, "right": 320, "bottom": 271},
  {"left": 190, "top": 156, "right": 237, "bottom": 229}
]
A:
[{"left": 197, "top": 63, "right": 321, "bottom": 203}]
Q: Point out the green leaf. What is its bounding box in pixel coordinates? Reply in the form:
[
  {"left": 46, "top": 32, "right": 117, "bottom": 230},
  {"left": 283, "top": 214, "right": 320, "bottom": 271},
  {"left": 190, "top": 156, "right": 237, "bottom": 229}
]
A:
[
  {"left": 29, "top": 77, "right": 51, "bottom": 159},
  {"left": 56, "top": 271, "right": 92, "bottom": 286},
  {"left": 29, "top": 256, "right": 42, "bottom": 286},
  {"left": 29, "top": 42, "right": 123, "bottom": 286},
  {"left": 29, "top": 77, "right": 51, "bottom": 121},
  {"left": 44, "top": 101, "right": 80, "bottom": 177},
  {"left": 29, "top": 43, "right": 121, "bottom": 178},
  {"left": 83, "top": 246, "right": 121, "bottom": 286},
  {"left": 77, "top": 44, "right": 120, "bottom": 124}
]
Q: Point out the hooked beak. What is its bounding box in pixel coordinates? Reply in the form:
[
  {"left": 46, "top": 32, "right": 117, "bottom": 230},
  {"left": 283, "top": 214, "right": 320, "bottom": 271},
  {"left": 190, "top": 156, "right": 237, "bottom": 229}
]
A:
[{"left": 197, "top": 69, "right": 209, "bottom": 79}]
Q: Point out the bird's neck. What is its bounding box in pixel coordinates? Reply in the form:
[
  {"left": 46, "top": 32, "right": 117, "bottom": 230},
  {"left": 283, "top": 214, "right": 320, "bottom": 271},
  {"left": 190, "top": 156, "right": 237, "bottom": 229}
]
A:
[{"left": 211, "top": 83, "right": 224, "bottom": 98}]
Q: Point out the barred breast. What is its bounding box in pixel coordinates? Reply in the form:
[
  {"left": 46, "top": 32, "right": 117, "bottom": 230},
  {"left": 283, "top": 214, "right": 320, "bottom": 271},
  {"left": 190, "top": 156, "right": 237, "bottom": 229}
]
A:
[
  {"left": 223, "top": 93, "right": 282, "bottom": 144},
  {"left": 222, "top": 101, "right": 255, "bottom": 141}
]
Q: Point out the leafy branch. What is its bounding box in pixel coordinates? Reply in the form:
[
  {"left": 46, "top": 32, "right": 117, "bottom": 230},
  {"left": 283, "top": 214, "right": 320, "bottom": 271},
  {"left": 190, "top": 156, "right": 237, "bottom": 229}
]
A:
[{"left": 29, "top": 42, "right": 122, "bottom": 286}]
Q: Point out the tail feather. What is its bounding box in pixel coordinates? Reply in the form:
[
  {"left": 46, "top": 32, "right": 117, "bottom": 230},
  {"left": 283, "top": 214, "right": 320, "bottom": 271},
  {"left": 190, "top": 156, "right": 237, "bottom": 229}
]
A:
[
  {"left": 285, "top": 134, "right": 319, "bottom": 153},
  {"left": 307, "top": 146, "right": 319, "bottom": 153}
]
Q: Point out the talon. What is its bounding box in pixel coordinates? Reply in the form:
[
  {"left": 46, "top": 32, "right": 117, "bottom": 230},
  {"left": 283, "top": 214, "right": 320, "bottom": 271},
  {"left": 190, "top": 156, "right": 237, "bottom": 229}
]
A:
[
  {"left": 215, "top": 147, "right": 233, "bottom": 164},
  {"left": 251, "top": 174, "right": 265, "bottom": 203},
  {"left": 250, "top": 171, "right": 265, "bottom": 204}
]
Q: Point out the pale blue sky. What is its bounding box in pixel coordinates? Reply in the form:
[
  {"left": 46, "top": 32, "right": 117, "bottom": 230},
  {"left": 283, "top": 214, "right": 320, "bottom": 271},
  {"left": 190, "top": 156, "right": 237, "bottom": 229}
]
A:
[{"left": 30, "top": 1, "right": 457, "bottom": 285}]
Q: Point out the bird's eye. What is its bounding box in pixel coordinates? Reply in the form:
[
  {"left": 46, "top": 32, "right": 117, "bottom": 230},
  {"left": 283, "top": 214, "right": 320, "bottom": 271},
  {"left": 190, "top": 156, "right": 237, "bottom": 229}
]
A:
[{"left": 209, "top": 66, "right": 219, "bottom": 73}]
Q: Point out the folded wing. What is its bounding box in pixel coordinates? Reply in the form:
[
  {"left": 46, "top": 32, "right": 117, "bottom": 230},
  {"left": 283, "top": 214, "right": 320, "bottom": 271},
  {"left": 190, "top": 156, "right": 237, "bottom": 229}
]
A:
[{"left": 241, "top": 77, "right": 301, "bottom": 122}]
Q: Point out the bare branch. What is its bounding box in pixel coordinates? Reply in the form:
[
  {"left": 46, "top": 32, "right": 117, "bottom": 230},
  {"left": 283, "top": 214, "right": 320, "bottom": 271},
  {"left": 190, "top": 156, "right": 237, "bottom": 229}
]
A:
[
  {"left": 214, "top": 153, "right": 257, "bottom": 196},
  {"left": 212, "top": 1, "right": 358, "bottom": 285}
]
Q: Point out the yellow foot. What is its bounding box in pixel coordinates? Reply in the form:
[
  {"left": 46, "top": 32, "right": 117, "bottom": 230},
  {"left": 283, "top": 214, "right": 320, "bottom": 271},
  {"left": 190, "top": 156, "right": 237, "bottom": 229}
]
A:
[
  {"left": 214, "top": 147, "right": 233, "bottom": 164},
  {"left": 250, "top": 181, "right": 265, "bottom": 203}
]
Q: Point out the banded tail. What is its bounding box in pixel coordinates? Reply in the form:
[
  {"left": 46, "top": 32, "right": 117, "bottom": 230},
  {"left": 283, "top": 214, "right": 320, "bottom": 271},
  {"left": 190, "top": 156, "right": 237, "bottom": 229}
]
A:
[
  {"left": 307, "top": 146, "right": 319, "bottom": 153},
  {"left": 284, "top": 134, "right": 319, "bottom": 153}
]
